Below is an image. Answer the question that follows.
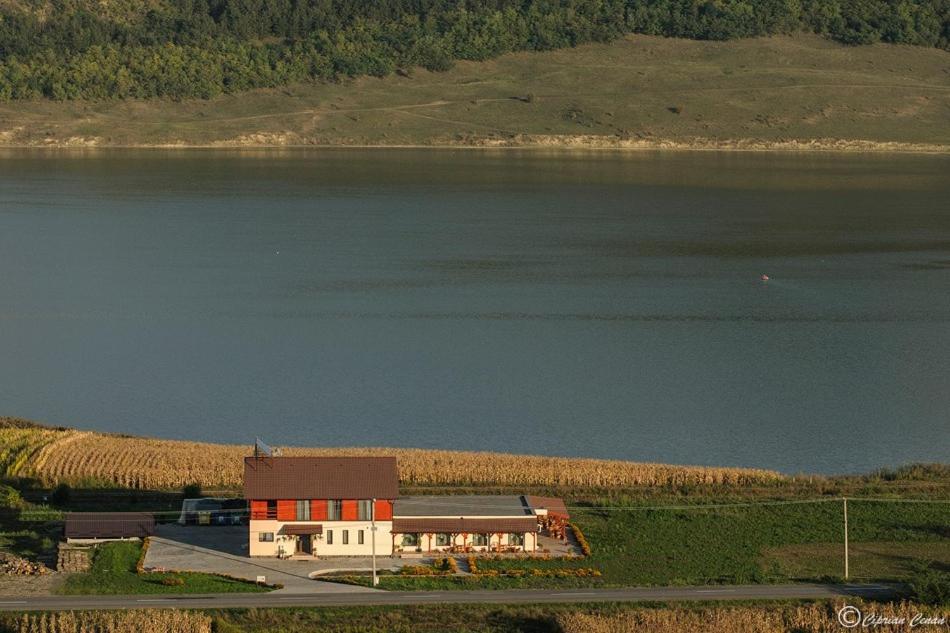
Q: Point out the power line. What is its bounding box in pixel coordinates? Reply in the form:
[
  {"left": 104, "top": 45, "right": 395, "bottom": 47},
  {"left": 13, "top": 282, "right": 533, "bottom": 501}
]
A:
[{"left": 43, "top": 496, "right": 950, "bottom": 520}]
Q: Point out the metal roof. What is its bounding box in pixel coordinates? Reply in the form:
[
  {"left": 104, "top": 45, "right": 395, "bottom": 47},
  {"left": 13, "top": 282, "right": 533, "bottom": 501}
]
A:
[
  {"left": 279, "top": 524, "right": 324, "bottom": 535},
  {"left": 243, "top": 456, "right": 399, "bottom": 500},
  {"left": 525, "top": 495, "right": 570, "bottom": 519},
  {"left": 392, "top": 517, "right": 538, "bottom": 534},
  {"left": 394, "top": 495, "right": 531, "bottom": 517},
  {"left": 64, "top": 513, "right": 155, "bottom": 539}
]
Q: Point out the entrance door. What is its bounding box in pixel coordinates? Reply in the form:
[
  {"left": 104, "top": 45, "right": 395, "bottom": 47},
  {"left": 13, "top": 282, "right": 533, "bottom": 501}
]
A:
[{"left": 296, "top": 534, "right": 312, "bottom": 555}]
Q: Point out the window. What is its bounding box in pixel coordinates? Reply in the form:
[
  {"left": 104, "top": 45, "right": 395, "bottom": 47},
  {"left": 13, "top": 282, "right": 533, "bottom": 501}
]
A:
[
  {"left": 326, "top": 529, "right": 333, "bottom": 545},
  {"left": 509, "top": 533, "right": 524, "bottom": 546},
  {"left": 328, "top": 500, "right": 342, "bottom": 521},
  {"left": 266, "top": 500, "right": 277, "bottom": 517},
  {"left": 401, "top": 533, "right": 419, "bottom": 547},
  {"left": 295, "top": 500, "right": 310, "bottom": 521},
  {"left": 471, "top": 534, "right": 488, "bottom": 546},
  {"left": 358, "top": 530, "right": 365, "bottom": 545},
  {"left": 258, "top": 532, "right": 274, "bottom": 542},
  {"left": 358, "top": 499, "right": 373, "bottom": 521},
  {"left": 342, "top": 530, "right": 349, "bottom": 545},
  {"left": 435, "top": 533, "right": 452, "bottom": 546}
]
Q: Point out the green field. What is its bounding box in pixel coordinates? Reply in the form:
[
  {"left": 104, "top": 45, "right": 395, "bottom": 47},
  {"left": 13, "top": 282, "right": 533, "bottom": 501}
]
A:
[
  {"left": 329, "top": 498, "right": 950, "bottom": 591},
  {"left": 59, "top": 541, "right": 270, "bottom": 595},
  {"left": 1, "top": 34, "right": 948, "bottom": 150}
]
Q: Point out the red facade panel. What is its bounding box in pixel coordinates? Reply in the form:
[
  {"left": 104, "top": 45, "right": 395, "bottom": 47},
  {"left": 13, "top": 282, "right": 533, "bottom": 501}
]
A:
[
  {"left": 276, "top": 500, "right": 296, "bottom": 521},
  {"left": 341, "top": 499, "right": 358, "bottom": 521},
  {"left": 311, "top": 499, "right": 327, "bottom": 521},
  {"left": 250, "top": 500, "right": 269, "bottom": 520},
  {"left": 374, "top": 499, "right": 393, "bottom": 520}
]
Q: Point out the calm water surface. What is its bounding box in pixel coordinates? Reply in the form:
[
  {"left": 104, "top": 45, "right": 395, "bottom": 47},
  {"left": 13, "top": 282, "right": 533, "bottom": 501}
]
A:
[{"left": 1, "top": 149, "right": 948, "bottom": 474}]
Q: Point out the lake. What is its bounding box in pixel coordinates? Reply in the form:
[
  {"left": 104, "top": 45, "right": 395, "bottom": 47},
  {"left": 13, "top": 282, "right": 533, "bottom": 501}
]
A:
[{"left": 1, "top": 149, "right": 948, "bottom": 475}]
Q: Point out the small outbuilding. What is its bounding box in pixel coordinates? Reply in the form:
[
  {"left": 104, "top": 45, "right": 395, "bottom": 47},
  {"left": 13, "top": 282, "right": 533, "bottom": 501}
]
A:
[{"left": 64, "top": 512, "right": 155, "bottom": 544}]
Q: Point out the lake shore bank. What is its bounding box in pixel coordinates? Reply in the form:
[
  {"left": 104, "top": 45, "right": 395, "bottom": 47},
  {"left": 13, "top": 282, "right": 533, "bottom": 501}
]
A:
[{"left": 3, "top": 135, "right": 949, "bottom": 154}]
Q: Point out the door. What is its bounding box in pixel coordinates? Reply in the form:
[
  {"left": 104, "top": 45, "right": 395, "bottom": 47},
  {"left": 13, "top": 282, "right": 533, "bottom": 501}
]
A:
[{"left": 296, "top": 534, "right": 312, "bottom": 555}]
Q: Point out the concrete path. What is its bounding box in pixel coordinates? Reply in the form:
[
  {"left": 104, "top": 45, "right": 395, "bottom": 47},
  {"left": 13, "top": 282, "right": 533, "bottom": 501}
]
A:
[{"left": 145, "top": 525, "right": 387, "bottom": 593}]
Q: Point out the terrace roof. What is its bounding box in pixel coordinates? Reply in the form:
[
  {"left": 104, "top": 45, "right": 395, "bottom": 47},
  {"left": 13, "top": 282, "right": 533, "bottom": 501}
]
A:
[
  {"left": 392, "top": 517, "right": 538, "bottom": 534},
  {"left": 394, "top": 495, "right": 531, "bottom": 517},
  {"left": 64, "top": 512, "right": 155, "bottom": 539}
]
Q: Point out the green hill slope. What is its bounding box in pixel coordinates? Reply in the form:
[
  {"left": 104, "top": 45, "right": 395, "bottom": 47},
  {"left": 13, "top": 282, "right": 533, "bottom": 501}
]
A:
[{"left": 1, "top": 34, "right": 948, "bottom": 149}]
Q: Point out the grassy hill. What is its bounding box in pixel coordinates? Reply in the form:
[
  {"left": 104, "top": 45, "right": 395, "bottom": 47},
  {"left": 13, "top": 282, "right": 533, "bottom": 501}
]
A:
[{"left": 1, "top": 34, "right": 948, "bottom": 150}]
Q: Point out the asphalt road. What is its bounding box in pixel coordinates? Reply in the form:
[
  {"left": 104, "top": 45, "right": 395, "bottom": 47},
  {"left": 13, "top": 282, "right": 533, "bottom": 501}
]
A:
[{"left": 0, "top": 583, "right": 898, "bottom": 611}]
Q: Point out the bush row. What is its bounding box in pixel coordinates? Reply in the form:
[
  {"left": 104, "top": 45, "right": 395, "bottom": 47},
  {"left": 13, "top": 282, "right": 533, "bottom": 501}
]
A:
[{"left": 0, "top": 0, "right": 947, "bottom": 100}]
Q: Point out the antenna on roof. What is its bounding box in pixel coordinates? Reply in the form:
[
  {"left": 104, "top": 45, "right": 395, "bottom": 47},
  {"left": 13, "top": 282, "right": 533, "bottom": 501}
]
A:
[{"left": 254, "top": 437, "right": 273, "bottom": 459}]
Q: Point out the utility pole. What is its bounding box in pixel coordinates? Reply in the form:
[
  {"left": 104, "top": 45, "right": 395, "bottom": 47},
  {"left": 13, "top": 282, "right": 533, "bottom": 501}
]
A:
[
  {"left": 371, "top": 498, "right": 378, "bottom": 587},
  {"left": 843, "top": 497, "right": 849, "bottom": 581}
]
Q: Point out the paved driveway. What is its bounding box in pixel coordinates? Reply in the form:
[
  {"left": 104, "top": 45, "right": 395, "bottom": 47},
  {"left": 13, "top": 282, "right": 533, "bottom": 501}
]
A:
[{"left": 145, "top": 525, "right": 390, "bottom": 593}]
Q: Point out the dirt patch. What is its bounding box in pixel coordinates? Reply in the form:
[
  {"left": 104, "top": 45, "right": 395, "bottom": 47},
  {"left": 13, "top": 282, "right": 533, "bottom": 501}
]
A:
[{"left": 0, "top": 573, "right": 62, "bottom": 596}]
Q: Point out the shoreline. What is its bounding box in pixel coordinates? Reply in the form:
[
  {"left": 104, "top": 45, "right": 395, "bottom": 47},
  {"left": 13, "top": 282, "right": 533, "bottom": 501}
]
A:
[{"left": 2, "top": 136, "right": 948, "bottom": 155}]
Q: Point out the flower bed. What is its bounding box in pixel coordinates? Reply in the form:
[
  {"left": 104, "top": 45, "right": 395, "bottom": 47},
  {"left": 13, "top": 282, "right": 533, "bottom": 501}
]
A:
[
  {"left": 570, "top": 523, "right": 592, "bottom": 556},
  {"left": 400, "top": 558, "right": 458, "bottom": 576}
]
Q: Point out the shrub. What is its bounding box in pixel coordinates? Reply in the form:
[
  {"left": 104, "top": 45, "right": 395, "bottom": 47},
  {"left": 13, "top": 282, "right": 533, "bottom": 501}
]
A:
[
  {"left": 907, "top": 561, "right": 950, "bottom": 606},
  {"left": 435, "top": 557, "right": 458, "bottom": 574},
  {"left": 160, "top": 576, "right": 185, "bottom": 586},
  {"left": 399, "top": 565, "right": 435, "bottom": 576},
  {"left": 0, "top": 484, "right": 24, "bottom": 509},
  {"left": 182, "top": 483, "right": 202, "bottom": 498}
]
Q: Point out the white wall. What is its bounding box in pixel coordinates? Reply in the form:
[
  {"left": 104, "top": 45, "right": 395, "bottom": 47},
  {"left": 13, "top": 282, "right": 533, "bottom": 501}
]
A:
[{"left": 249, "top": 520, "right": 393, "bottom": 557}]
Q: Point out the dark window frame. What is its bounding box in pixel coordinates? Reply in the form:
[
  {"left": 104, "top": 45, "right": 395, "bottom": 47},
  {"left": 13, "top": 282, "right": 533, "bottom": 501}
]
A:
[{"left": 328, "top": 500, "right": 343, "bottom": 521}]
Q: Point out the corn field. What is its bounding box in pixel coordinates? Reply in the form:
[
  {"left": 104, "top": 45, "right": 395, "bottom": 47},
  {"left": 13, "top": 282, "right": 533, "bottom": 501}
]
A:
[
  {"left": 556, "top": 601, "right": 942, "bottom": 633},
  {"left": 4, "top": 425, "right": 783, "bottom": 490},
  {"left": 2, "top": 609, "right": 211, "bottom": 633}
]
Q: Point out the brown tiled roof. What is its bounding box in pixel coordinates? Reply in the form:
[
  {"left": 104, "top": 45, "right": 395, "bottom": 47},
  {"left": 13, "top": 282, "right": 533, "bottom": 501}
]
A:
[
  {"left": 392, "top": 517, "right": 537, "bottom": 534},
  {"left": 244, "top": 456, "right": 398, "bottom": 500},
  {"left": 64, "top": 513, "right": 155, "bottom": 539},
  {"left": 279, "top": 524, "right": 323, "bottom": 535},
  {"left": 525, "top": 495, "right": 570, "bottom": 519}
]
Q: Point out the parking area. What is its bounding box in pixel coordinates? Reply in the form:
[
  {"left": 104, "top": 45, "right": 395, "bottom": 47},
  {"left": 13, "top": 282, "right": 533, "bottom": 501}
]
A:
[{"left": 144, "top": 525, "right": 392, "bottom": 593}]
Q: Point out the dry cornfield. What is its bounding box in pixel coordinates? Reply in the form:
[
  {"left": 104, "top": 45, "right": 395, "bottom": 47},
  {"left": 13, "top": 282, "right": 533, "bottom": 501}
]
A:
[
  {"left": 2, "top": 422, "right": 783, "bottom": 490},
  {"left": 4, "top": 609, "right": 211, "bottom": 633},
  {"left": 555, "top": 601, "right": 943, "bottom": 633}
]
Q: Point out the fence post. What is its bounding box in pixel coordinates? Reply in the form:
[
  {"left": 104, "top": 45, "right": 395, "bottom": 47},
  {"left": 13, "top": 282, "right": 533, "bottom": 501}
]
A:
[{"left": 843, "top": 497, "right": 849, "bottom": 581}]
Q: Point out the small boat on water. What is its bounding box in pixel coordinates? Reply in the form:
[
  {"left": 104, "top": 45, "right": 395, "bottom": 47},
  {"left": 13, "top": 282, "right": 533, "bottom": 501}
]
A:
[{"left": 760, "top": 274, "right": 770, "bottom": 281}]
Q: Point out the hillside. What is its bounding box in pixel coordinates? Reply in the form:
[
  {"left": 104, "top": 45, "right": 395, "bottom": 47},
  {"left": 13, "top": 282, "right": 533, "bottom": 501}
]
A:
[
  {"left": 0, "top": 0, "right": 945, "bottom": 101},
  {"left": 1, "top": 34, "right": 947, "bottom": 150}
]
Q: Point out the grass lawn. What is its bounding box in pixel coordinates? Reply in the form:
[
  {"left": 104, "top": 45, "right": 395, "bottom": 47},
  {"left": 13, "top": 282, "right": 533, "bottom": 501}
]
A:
[
  {"left": 579, "top": 499, "right": 948, "bottom": 585},
  {"left": 763, "top": 541, "right": 950, "bottom": 581},
  {"left": 59, "top": 541, "right": 270, "bottom": 595},
  {"left": 330, "top": 498, "right": 949, "bottom": 590}
]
